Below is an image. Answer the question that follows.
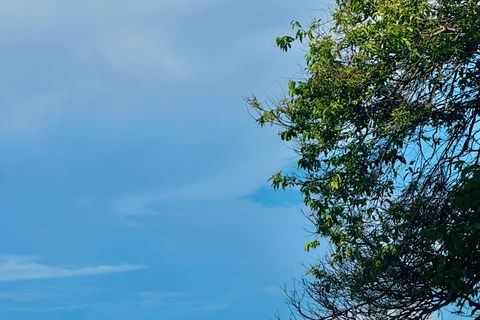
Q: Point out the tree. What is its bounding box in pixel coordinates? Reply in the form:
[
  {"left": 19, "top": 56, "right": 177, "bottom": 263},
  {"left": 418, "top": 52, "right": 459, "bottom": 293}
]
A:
[{"left": 247, "top": 0, "right": 480, "bottom": 319}]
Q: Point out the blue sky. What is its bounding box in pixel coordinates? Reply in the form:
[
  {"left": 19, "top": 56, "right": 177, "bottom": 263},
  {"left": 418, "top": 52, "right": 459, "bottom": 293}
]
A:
[{"left": 0, "top": 0, "right": 332, "bottom": 319}]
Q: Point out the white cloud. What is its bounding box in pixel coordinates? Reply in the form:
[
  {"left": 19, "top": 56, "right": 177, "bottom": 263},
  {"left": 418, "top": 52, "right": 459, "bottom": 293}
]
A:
[
  {"left": 0, "top": 92, "right": 65, "bottom": 137},
  {"left": 0, "top": 255, "right": 146, "bottom": 282},
  {"left": 258, "top": 285, "right": 282, "bottom": 296},
  {"left": 0, "top": 291, "right": 63, "bottom": 302},
  {"left": 111, "top": 137, "right": 293, "bottom": 216},
  {"left": 138, "top": 292, "right": 231, "bottom": 312},
  {"left": 0, "top": 0, "right": 59, "bottom": 28},
  {"left": 96, "top": 26, "right": 195, "bottom": 79},
  {"left": 0, "top": 0, "right": 218, "bottom": 29},
  {"left": 0, "top": 0, "right": 219, "bottom": 80},
  {"left": 188, "top": 303, "right": 231, "bottom": 312},
  {"left": 11, "top": 305, "right": 84, "bottom": 312},
  {"left": 139, "top": 291, "right": 185, "bottom": 307}
]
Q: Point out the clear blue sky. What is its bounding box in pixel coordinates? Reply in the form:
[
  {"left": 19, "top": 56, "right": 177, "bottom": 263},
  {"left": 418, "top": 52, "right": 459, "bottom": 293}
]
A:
[{"left": 0, "top": 0, "right": 333, "bottom": 319}]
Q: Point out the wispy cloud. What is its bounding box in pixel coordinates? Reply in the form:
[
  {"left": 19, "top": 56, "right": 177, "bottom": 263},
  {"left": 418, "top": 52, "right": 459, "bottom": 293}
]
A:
[
  {"left": 0, "top": 92, "right": 65, "bottom": 137},
  {"left": 0, "top": 256, "right": 146, "bottom": 282},
  {"left": 139, "top": 291, "right": 185, "bottom": 307},
  {"left": 258, "top": 285, "right": 282, "bottom": 296},
  {"left": 11, "top": 305, "right": 84, "bottom": 312},
  {"left": 110, "top": 142, "right": 292, "bottom": 217},
  {"left": 188, "top": 303, "right": 231, "bottom": 312},
  {"left": 97, "top": 27, "right": 195, "bottom": 80},
  {"left": 139, "top": 291, "right": 232, "bottom": 313},
  {"left": 0, "top": 291, "right": 64, "bottom": 302},
  {"left": 0, "top": 0, "right": 219, "bottom": 82}
]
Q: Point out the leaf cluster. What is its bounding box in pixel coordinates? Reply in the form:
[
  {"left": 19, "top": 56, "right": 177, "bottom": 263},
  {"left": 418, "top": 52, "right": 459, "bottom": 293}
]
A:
[{"left": 248, "top": 0, "right": 480, "bottom": 319}]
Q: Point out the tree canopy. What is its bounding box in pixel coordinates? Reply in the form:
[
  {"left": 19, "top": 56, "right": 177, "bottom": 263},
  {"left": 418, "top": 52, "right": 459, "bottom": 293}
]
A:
[{"left": 248, "top": 0, "right": 480, "bottom": 319}]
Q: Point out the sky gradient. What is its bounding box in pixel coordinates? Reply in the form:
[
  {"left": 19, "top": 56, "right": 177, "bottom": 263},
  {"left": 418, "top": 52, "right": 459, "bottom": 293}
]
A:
[{"left": 0, "top": 0, "right": 332, "bottom": 319}]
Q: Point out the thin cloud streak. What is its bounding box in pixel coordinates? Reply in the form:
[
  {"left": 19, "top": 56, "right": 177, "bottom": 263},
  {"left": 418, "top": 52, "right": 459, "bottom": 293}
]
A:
[
  {"left": 0, "top": 291, "right": 64, "bottom": 302},
  {"left": 0, "top": 256, "right": 146, "bottom": 282},
  {"left": 139, "top": 291, "right": 186, "bottom": 307},
  {"left": 188, "top": 303, "right": 231, "bottom": 312}
]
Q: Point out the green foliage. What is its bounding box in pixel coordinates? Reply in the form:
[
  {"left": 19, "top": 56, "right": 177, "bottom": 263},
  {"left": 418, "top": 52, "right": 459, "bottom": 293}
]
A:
[
  {"left": 305, "top": 240, "right": 320, "bottom": 252},
  {"left": 248, "top": 0, "right": 480, "bottom": 319}
]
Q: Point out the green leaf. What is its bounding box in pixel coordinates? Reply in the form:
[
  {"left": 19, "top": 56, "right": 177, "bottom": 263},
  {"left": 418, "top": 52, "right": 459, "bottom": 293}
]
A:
[{"left": 305, "top": 240, "right": 320, "bottom": 252}]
